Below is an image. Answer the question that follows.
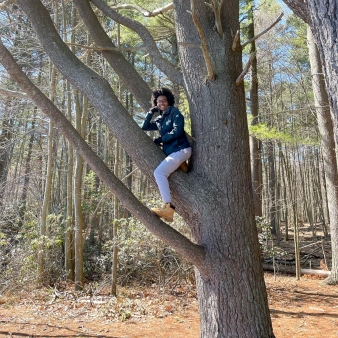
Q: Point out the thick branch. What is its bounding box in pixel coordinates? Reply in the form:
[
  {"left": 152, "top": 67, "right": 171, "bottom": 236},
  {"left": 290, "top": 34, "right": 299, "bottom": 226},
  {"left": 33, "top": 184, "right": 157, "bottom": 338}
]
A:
[
  {"left": 282, "top": 0, "right": 309, "bottom": 23},
  {"left": 112, "top": 3, "right": 173, "bottom": 17},
  {"left": 241, "top": 12, "right": 284, "bottom": 50},
  {"left": 73, "top": 0, "right": 151, "bottom": 111},
  {"left": 0, "top": 38, "right": 207, "bottom": 276},
  {"left": 0, "top": 87, "right": 27, "bottom": 98},
  {"left": 189, "top": 0, "right": 216, "bottom": 81},
  {"left": 90, "top": 0, "right": 183, "bottom": 86}
]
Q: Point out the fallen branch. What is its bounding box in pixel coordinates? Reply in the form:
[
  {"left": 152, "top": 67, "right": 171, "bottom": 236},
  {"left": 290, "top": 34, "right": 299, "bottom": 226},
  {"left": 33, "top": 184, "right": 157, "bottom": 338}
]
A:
[
  {"left": 241, "top": 12, "right": 284, "bottom": 49},
  {"left": 263, "top": 263, "right": 330, "bottom": 276}
]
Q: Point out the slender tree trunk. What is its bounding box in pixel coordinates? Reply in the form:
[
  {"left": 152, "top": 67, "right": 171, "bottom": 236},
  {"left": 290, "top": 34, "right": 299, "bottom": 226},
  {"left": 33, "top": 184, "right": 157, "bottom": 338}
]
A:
[
  {"left": 73, "top": 89, "right": 85, "bottom": 291},
  {"left": 111, "top": 139, "right": 119, "bottom": 297},
  {"left": 38, "top": 59, "right": 57, "bottom": 281},
  {"left": 0, "top": 104, "right": 14, "bottom": 205},
  {"left": 18, "top": 111, "right": 36, "bottom": 227},
  {"left": 307, "top": 26, "right": 338, "bottom": 284},
  {"left": 247, "top": 0, "right": 263, "bottom": 217}
]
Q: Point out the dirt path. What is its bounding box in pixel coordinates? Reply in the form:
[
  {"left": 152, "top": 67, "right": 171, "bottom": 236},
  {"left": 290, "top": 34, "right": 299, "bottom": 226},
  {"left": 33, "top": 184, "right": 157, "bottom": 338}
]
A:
[{"left": 1, "top": 273, "right": 338, "bottom": 338}]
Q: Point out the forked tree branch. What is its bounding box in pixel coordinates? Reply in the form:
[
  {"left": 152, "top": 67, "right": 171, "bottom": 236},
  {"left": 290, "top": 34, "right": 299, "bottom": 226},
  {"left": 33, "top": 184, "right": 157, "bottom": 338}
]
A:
[
  {"left": 241, "top": 12, "right": 284, "bottom": 49},
  {"left": 111, "top": 3, "right": 173, "bottom": 17},
  {"left": 0, "top": 38, "right": 208, "bottom": 276},
  {"left": 205, "top": 0, "right": 225, "bottom": 37},
  {"left": 90, "top": 0, "right": 183, "bottom": 86},
  {"left": 189, "top": 0, "right": 216, "bottom": 81}
]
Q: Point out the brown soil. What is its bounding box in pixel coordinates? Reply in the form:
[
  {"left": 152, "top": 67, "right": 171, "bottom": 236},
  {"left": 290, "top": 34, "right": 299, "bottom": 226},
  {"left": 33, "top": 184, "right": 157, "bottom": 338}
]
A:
[{"left": 1, "top": 272, "right": 338, "bottom": 338}]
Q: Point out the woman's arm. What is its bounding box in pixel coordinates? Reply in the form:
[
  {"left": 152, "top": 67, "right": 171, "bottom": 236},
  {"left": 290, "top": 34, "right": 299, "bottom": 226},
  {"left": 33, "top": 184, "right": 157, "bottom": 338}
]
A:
[{"left": 141, "top": 110, "right": 159, "bottom": 131}]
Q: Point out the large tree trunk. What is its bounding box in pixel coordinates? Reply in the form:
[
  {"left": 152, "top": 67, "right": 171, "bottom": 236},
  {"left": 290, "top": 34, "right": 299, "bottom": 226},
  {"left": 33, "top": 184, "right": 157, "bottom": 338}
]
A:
[
  {"left": 2, "top": 0, "right": 275, "bottom": 336},
  {"left": 173, "top": 1, "right": 273, "bottom": 336},
  {"left": 307, "top": 26, "right": 338, "bottom": 284}
]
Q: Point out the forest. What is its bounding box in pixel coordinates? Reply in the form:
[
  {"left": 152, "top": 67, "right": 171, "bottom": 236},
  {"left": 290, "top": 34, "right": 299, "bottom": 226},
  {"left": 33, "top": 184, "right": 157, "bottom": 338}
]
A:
[{"left": 0, "top": 0, "right": 338, "bottom": 337}]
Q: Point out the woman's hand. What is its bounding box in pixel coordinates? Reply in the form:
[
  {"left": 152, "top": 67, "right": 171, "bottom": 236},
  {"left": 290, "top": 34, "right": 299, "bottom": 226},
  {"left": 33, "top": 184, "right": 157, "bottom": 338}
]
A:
[{"left": 150, "top": 107, "right": 160, "bottom": 114}]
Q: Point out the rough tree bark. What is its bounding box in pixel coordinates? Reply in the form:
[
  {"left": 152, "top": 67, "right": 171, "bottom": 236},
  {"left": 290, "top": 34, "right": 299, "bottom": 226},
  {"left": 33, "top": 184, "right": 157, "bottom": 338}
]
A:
[{"left": 1, "top": 0, "right": 275, "bottom": 336}]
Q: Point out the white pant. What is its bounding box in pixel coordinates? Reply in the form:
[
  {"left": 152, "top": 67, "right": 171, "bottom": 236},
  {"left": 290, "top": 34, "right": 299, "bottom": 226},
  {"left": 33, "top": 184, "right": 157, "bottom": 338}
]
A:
[{"left": 154, "top": 147, "right": 192, "bottom": 204}]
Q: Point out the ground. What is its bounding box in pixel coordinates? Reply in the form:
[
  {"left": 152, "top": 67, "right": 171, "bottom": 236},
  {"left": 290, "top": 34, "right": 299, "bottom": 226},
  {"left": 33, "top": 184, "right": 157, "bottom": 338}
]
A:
[{"left": 1, "top": 272, "right": 338, "bottom": 338}]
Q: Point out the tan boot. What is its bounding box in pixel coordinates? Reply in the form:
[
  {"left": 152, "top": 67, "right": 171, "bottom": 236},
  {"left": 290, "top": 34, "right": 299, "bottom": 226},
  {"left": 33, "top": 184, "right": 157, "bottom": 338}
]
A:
[
  {"left": 179, "top": 161, "right": 188, "bottom": 173},
  {"left": 151, "top": 203, "right": 175, "bottom": 222}
]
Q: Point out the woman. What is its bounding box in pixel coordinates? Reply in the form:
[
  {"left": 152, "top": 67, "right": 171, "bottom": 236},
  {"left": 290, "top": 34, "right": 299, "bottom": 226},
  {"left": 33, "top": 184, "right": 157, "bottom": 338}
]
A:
[{"left": 142, "top": 88, "right": 191, "bottom": 222}]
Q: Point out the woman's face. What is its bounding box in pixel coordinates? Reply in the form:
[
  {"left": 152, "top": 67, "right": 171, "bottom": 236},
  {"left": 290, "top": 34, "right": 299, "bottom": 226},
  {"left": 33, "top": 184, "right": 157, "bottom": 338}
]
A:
[{"left": 156, "top": 95, "right": 169, "bottom": 112}]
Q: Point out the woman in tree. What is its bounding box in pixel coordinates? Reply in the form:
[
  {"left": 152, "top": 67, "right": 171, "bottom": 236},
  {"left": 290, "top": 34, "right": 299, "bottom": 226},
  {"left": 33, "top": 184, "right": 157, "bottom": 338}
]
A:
[{"left": 142, "top": 88, "right": 191, "bottom": 222}]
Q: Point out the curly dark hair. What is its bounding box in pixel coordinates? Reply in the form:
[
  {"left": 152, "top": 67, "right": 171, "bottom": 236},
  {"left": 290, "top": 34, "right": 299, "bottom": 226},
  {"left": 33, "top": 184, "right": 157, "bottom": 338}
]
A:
[{"left": 151, "top": 87, "right": 175, "bottom": 107}]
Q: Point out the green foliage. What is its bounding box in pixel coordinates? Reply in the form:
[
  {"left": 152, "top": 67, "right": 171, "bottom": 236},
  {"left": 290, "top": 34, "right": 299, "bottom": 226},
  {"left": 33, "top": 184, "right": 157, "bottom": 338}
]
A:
[{"left": 248, "top": 118, "right": 319, "bottom": 145}]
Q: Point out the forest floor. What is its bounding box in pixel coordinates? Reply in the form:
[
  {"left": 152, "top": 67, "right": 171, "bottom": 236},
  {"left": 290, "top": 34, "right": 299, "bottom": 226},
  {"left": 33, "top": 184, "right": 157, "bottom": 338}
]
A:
[{"left": 1, "top": 227, "right": 338, "bottom": 338}]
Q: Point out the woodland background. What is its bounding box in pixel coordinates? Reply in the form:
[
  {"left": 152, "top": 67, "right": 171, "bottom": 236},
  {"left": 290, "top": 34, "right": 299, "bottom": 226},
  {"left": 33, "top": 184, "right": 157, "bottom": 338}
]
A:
[{"left": 0, "top": 0, "right": 332, "bottom": 303}]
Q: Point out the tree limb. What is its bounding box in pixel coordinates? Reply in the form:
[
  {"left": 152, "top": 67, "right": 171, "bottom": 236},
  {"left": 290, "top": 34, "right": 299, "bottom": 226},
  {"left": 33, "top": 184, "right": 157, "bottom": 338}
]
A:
[
  {"left": 235, "top": 51, "right": 257, "bottom": 86},
  {"left": 73, "top": 0, "right": 151, "bottom": 111},
  {"left": 282, "top": 0, "right": 309, "bottom": 23},
  {"left": 232, "top": 30, "right": 240, "bottom": 52},
  {"left": 241, "top": 12, "right": 284, "bottom": 50},
  {"left": 0, "top": 0, "right": 14, "bottom": 9},
  {"left": 205, "top": 0, "right": 224, "bottom": 38},
  {"left": 65, "top": 42, "right": 147, "bottom": 52},
  {"left": 0, "top": 87, "right": 27, "bottom": 98},
  {"left": 90, "top": 0, "right": 184, "bottom": 86},
  {"left": 189, "top": 0, "right": 216, "bottom": 81},
  {"left": 111, "top": 3, "right": 173, "bottom": 17},
  {"left": 0, "top": 38, "right": 208, "bottom": 277}
]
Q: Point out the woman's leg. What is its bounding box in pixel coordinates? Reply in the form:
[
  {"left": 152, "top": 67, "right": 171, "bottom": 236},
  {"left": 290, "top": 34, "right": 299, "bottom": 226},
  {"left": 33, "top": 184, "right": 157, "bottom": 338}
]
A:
[{"left": 154, "top": 147, "right": 191, "bottom": 203}]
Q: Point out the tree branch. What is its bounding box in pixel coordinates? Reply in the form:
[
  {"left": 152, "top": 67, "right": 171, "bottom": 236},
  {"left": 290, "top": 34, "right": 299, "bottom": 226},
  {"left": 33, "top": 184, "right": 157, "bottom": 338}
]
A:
[
  {"left": 0, "top": 38, "right": 208, "bottom": 276},
  {"left": 111, "top": 3, "right": 173, "bottom": 17},
  {"left": 282, "top": 0, "right": 309, "bottom": 23},
  {"left": 205, "top": 0, "right": 225, "bottom": 38},
  {"left": 232, "top": 30, "right": 240, "bottom": 51},
  {"left": 241, "top": 12, "right": 284, "bottom": 50},
  {"left": 235, "top": 51, "right": 257, "bottom": 86},
  {"left": 0, "top": 87, "right": 27, "bottom": 98},
  {"left": 0, "top": 0, "right": 14, "bottom": 9},
  {"left": 65, "top": 42, "right": 147, "bottom": 52},
  {"left": 90, "top": 0, "right": 183, "bottom": 86},
  {"left": 73, "top": 0, "right": 151, "bottom": 111},
  {"left": 189, "top": 0, "right": 216, "bottom": 81}
]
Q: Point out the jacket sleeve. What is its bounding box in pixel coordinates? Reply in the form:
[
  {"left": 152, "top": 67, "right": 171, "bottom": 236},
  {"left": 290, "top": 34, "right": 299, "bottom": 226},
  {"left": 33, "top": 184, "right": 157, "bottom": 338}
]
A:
[
  {"left": 161, "top": 109, "right": 185, "bottom": 143},
  {"left": 141, "top": 112, "right": 159, "bottom": 131}
]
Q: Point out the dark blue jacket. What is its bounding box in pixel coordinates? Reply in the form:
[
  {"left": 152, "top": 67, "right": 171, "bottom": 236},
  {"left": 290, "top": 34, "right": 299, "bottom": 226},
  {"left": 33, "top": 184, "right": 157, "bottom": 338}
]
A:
[{"left": 142, "top": 106, "right": 190, "bottom": 156}]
